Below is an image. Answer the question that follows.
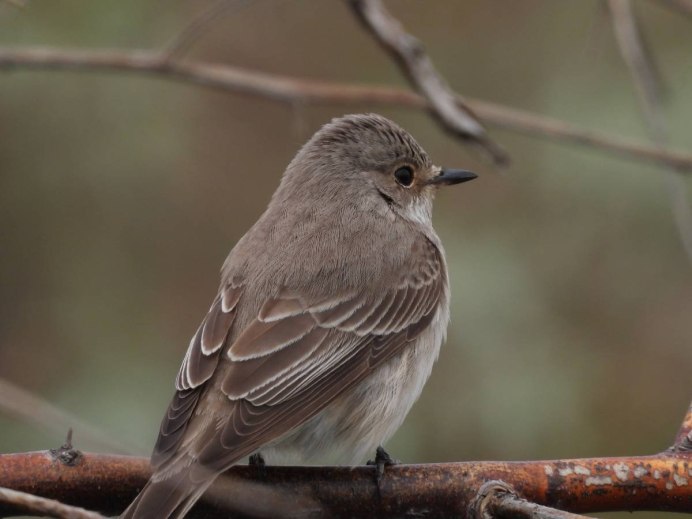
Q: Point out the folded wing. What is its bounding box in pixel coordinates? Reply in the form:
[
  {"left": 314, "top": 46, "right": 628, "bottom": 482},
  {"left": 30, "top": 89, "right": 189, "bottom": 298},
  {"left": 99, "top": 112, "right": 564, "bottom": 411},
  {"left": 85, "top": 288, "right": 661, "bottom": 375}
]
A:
[{"left": 153, "top": 236, "right": 445, "bottom": 475}]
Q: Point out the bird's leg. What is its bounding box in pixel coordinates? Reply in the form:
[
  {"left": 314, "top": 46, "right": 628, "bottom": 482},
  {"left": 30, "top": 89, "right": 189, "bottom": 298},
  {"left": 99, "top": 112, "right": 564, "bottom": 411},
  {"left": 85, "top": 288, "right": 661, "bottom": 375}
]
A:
[
  {"left": 366, "top": 446, "right": 400, "bottom": 483},
  {"left": 248, "top": 452, "right": 267, "bottom": 478}
]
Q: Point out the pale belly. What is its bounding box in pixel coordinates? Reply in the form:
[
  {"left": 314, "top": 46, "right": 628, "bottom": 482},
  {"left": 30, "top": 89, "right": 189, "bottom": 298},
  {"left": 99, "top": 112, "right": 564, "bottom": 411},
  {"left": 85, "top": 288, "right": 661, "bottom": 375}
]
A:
[{"left": 259, "top": 305, "right": 448, "bottom": 466}]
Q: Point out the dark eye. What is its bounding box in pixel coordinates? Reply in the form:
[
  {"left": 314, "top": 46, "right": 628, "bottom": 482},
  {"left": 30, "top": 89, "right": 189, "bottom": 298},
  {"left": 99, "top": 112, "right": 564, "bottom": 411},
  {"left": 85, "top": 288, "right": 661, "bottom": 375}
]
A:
[{"left": 394, "top": 166, "right": 414, "bottom": 187}]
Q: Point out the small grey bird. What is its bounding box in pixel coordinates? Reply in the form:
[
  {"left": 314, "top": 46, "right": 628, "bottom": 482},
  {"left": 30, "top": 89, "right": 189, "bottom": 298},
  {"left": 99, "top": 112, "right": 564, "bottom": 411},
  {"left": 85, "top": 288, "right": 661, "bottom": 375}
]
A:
[{"left": 122, "top": 113, "right": 476, "bottom": 518}]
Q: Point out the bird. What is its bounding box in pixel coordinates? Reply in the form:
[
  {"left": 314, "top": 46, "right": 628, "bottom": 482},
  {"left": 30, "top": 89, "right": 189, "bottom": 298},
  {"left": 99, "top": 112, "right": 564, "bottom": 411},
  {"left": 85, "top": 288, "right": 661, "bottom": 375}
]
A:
[{"left": 121, "top": 113, "right": 477, "bottom": 518}]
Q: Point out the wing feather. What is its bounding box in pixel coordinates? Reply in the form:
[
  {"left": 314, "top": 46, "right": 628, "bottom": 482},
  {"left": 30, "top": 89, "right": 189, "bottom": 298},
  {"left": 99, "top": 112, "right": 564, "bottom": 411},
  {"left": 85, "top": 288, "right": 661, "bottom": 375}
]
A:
[
  {"left": 153, "top": 236, "right": 447, "bottom": 477},
  {"left": 200, "top": 302, "right": 236, "bottom": 355},
  {"left": 199, "top": 323, "right": 418, "bottom": 471},
  {"left": 154, "top": 285, "right": 241, "bottom": 468},
  {"left": 372, "top": 286, "right": 410, "bottom": 334},
  {"left": 354, "top": 290, "right": 398, "bottom": 336},
  {"left": 229, "top": 313, "right": 315, "bottom": 360},
  {"left": 336, "top": 293, "right": 386, "bottom": 331},
  {"left": 222, "top": 327, "right": 329, "bottom": 399}
]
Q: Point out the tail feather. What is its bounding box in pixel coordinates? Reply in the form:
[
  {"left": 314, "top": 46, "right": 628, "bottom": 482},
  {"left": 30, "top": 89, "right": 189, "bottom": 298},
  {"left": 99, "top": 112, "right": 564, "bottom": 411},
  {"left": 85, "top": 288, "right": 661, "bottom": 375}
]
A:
[{"left": 120, "top": 468, "right": 211, "bottom": 519}]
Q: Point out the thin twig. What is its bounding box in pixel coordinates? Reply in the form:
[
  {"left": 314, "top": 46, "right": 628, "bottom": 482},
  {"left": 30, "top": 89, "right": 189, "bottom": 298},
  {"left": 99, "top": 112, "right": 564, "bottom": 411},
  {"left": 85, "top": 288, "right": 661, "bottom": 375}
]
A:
[
  {"left": 164, "top": 0, "right": 251, "bottom": 60},
  {"left": 348, "top": 0, "right": 509, "bottom": 165},
  {"left": 1, "top": 47, "right": 691, "bottom": 172},
  {"left": 608, "top": 0, "right": 666, "bottom": 140},
  {"left": 609, "top": 0, "right": 692, "bottom": 265},
  {"left": 470, "top": 480, "right": 595, "bottom": 519},
  {"left": 0, "top": 487, "right": 105, "bottom": 519},
  {"left": 0, "top": 377, "right": 141, "bottom": 455}
]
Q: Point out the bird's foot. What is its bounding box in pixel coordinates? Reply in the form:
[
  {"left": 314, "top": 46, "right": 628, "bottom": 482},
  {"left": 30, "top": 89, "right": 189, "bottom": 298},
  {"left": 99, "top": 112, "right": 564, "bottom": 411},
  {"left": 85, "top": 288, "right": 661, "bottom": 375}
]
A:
[
  {"left": 248, "top": 452, "right": 268, "bottom": 479},
  {"left": 367, "top": 446, "right": 399, "bottom": 483}
]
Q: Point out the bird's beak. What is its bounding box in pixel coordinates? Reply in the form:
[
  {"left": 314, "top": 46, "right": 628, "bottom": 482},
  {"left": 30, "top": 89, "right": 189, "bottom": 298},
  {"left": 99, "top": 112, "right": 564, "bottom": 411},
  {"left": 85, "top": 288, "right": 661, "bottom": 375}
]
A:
[{"left": 427, "top": 168, "right": 478, "bottom": 186}]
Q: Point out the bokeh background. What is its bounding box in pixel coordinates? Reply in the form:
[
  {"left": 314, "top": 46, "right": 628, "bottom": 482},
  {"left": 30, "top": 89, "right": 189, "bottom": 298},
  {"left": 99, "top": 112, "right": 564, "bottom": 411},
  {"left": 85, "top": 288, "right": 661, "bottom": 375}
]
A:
[{"left": 1, "top": 1, "right": 691, "bottom": 517}]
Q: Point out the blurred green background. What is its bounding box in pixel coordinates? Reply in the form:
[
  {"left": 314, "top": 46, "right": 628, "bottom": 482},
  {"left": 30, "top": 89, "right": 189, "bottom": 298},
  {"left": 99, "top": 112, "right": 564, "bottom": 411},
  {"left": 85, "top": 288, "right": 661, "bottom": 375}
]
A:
[{"left": 1, "top": 1, "right": 691, "bottom": 517}]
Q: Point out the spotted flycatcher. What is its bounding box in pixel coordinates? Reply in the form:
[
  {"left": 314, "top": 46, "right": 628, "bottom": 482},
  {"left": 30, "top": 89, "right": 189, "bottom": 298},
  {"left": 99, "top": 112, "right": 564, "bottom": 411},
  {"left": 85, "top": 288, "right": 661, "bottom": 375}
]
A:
[{"left": 122, "top": 113, "right": 477, "bottom": 518}]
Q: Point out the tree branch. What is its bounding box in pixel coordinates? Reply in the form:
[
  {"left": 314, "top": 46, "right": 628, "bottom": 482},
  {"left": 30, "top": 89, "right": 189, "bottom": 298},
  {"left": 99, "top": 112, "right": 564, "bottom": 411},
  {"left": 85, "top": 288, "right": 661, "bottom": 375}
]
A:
[
  {"left": 608, "top": 0, "right": 692, "bottom": 266},
  {"left": 1, "top": 47, "right": 691, "bottom": 172},
  {"left": 470, "top": 480, "right": 594, "bottom": 519},
  {"left": 347, "top": 0, "right": 508, "bottom": 165},
  {"left": 1, "top": 401, "right": 687, "bottom": 517},
  {"left": 0, "top": 448, "right": 690, "bottom": 517},
  {"left": 609, "top": 0, "right": 666, "bottom": 141},
  {"left": 0, "top": 487, "right": 105, "bottom": 519}
]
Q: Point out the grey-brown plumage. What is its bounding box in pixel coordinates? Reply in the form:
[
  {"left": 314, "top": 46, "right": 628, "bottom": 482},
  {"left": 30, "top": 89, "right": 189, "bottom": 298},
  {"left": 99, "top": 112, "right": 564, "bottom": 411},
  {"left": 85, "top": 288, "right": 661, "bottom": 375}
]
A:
[{"left": 122, "top": 113, "right": 476, "bottom": 518}]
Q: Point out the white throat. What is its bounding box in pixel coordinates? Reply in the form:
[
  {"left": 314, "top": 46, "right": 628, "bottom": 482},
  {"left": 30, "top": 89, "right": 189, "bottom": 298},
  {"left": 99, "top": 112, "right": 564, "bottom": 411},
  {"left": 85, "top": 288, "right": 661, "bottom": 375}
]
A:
[{"left": 403, "top": 197, "right": 433, "bottom": 227}]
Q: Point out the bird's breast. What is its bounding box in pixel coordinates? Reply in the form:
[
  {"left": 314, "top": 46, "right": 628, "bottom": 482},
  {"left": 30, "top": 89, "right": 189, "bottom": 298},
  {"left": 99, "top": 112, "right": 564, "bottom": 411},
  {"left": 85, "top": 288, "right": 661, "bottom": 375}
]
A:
[{"left": 261, "top": 292, "right": 450, "bottom": 466}]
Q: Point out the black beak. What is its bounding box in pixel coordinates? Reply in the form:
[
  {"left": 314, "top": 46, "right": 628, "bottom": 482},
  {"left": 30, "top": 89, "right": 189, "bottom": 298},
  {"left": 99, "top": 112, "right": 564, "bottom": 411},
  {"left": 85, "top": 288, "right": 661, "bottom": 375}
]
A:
[{"left": 427, "top": 168, "right": 478, "bottom": 186}]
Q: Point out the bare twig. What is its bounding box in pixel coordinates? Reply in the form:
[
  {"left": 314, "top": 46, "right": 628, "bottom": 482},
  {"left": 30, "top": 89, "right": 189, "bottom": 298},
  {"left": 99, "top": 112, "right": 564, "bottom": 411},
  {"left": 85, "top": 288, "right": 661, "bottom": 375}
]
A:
[
  {"left": 0, "top": 487, "right": 105, "bottom": 519},
  {"left": 470, "top": 480, "right": 594, "bottom": 519},
  {"left": 348, "top": 0, "right": 509, "bottom": 165},
  {"left": 609, "top": 0, "right": 692, "bottom": 265},
  {"left": 1, "top": 47, "right": 692, "bottom": 172},
  {"left": 465, "top": 98, "right": 692, "bottom": 171},
  {"left": 164, "top": 0, "right": 251, "bottom": 60},
  {"left": 609, "top": 0, "right": 666, "bottom": 140},
  {"left": 0, "top": 377, "right": 141, "bottom": 455},
  {"left": 1, "top": 447, "right": 690, "bottom": 518}
]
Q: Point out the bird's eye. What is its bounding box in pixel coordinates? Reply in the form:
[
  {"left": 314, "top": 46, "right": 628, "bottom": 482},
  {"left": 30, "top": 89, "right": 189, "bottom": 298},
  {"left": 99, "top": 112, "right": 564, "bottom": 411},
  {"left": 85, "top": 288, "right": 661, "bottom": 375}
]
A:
[{"left": 394, "top": 166, "right": 414, "bottom": 187}]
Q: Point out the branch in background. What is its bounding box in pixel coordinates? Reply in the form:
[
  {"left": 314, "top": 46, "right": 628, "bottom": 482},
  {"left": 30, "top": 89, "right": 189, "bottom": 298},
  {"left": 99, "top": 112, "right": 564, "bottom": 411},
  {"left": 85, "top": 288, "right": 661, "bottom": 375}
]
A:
[
  {"left": 0, "top": 487, "right": 105, "bottom": 519},
  {"left": 0, "top": 0, "right": 28, "bottom": 9},
  {"left": 0, "top": 377, "right": 141, "bottom": 455},
  {"left": 608, "top": 0, "right": 692, "bottom": 265},
  {"left": 608, "top": 0, "right": 666, "bottom": 139},
  {"left": 1, "top": 47, "right": 692, "bottom": 172},
  {"left": 654, "top": 0, "right": 692, "bottom": 18},
  {"left": 164, "top": 0, "right": 252, "bottom": 60},
  {"left": 348, "top": 0, "right": 509, "bottom": 165}
]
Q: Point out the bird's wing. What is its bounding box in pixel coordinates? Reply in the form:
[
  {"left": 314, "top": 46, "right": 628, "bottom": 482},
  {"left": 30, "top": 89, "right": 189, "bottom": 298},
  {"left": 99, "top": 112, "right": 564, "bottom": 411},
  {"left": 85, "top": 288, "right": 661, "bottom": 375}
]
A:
[
  {"left": 153, "top": 236, "right": 446, "bottom": 474},
  {"left": 151, "top": 284, "right": 242, "bottom": 468}
]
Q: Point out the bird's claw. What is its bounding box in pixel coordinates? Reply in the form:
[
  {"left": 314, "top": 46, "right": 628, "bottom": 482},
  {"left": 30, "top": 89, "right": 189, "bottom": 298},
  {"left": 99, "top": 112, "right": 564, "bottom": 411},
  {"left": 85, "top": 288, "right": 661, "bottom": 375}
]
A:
[{"left": 248, "top": 452, "right": 268, "bottom": 479}]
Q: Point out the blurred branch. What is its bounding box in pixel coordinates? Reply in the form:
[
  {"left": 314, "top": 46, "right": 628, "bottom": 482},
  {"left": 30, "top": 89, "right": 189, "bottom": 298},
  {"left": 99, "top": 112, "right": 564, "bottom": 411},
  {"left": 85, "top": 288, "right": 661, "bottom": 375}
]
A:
[
  {"left": 1, "top": 47, "right": 692, "bottom": 172},
  {"left": 1, "top": 0, "right": 27, "bottom": 8},
  {"left": 164, "top": 0, "right": 251, "bottom": 60},
  {"left": 348, "top": 0, "right": 508, "bottom": 165},
  {"left": 0, "top": 487, "right": 105, "bottom": 519},
  {"left": 608, "top": 0, "right": 665, "bottom": 139},
  {"left": 653, "top": 0, "right": 692, "bottom": 17},
  {"left": 608, "top": 0, "right": 692, "bottom": 265},
  {"left": 0, "top": 377, "right": 141, "bottom": 455}
]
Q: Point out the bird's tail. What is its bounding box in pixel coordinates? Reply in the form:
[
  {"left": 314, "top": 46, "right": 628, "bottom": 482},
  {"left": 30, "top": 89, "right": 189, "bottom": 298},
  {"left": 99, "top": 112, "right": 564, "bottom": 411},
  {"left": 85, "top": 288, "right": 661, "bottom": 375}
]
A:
[{"left": 120, "top": 468, "right": 212, "bottom": 519}]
